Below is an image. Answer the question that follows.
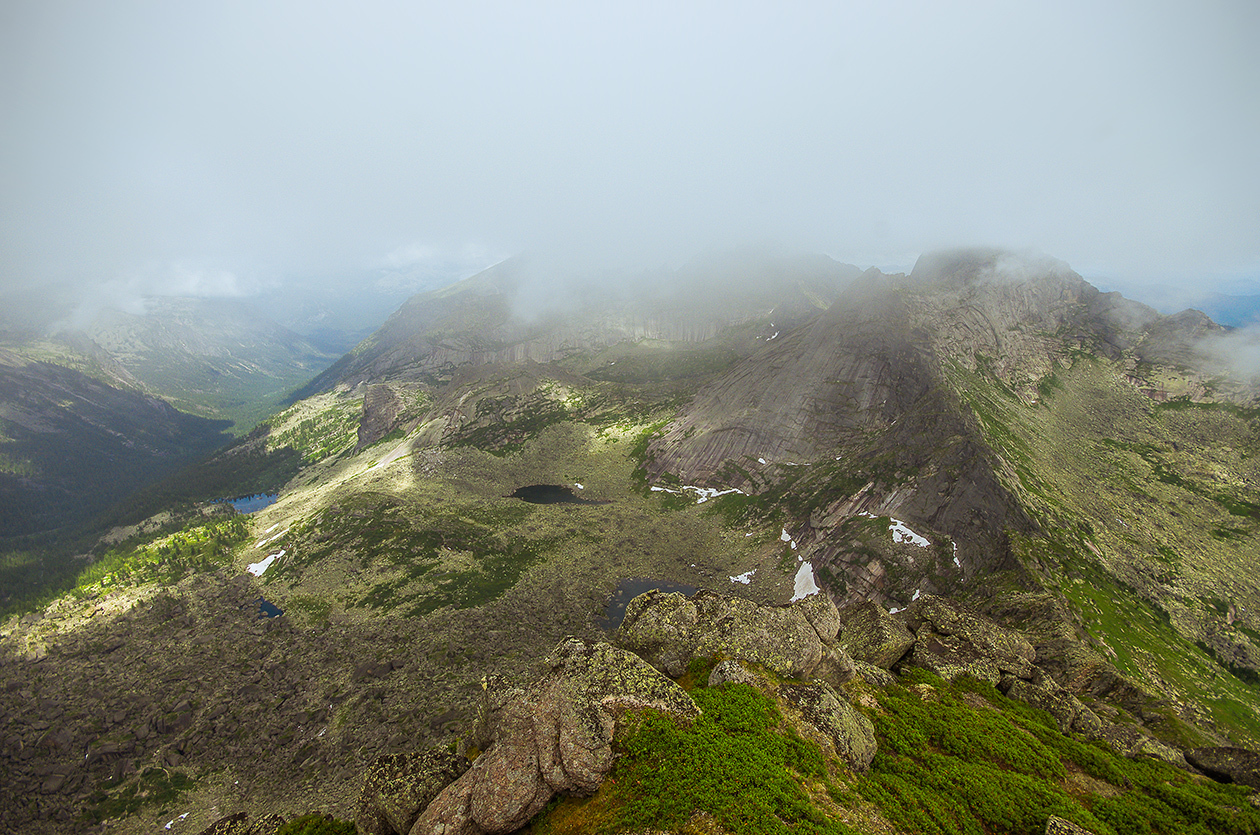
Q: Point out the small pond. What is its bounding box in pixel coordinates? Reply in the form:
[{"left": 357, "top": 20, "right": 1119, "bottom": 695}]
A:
[
  {"left": 601, "top": 578, "right": 699, "bottom": 630},
  {"left": 255, "top": 598, "right": 284, "bottom": 619},
  {"left": 509, "top": 484, "right": 608, "bottom": 505},
  {"left": 224, "top": 493, "right": 279, "bottom": 514}
]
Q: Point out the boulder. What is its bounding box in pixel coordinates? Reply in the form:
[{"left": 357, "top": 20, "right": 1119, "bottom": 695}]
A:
[
  {"left": 778, "top": 682, "right": 877, "bottom": 772},
  {"left": 850, "top": 660, "right": 895, "bottom": 689},
  {"left": 249, "top": 815, "right": 287, "bottom": 835},
  {"left": 1000, "top": 669, "right": 1100, "bottom": 737},
  {"left": 838, "top": 600, "right": 915, "bottom": 669},
  {"left": 811, "top": 646, "right": 856, "bottom": 688},
  {"left": 357, "top": 748, "right": 470, "bottom": 835},
  {"left": 614, "top": 589, "right": 842, "bottom": 680},
  {"left": 707, "top": 660, "right": 759, "bottom": 688},
  {"left": 612, "top": 591, "right": 700, "bottom": 677},
  {"left": 902, "top": 595, "right": 1035, "bottom": 683},
  {"left": 1099, "top": 723, "right": 1188, "bottom": 769},
  {"left": 411, "top": 638, "right": 698, "bottom": 835},
  {"left": 193, "top": 813, "right": 251, "bottom": 835},
  {"left": 1045, "top": 815, "right": 1099, "bottom": 835},
  {"left": 692, "top": 596, "right": 825, "bottom": 679},
  {"left": 1185, "top": 747, "right": 1260, "bottom": 789}
]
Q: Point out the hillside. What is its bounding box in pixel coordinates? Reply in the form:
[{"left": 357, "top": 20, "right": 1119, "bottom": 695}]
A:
[{"left": 3, "top": 248, "right": 1260, "bottom": 833}]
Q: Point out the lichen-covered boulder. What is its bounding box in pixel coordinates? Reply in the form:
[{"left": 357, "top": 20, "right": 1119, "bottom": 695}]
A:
[
  {"left": 778, "top": 682, "right": 877, "bottom": 772},
  {"left": 812, "top": 645, "right": 856, "bottom": 688},
  {"left": 902, "top": 595, "right": 1036, "bottom": 683},
  {"left": 1099, "top": 723, "right": 1188, "bottom": 769},
  {"left": 357, "top": 748, "right": 470, "bottom": 835},
  {"left": 410, "top": 638, "right": 698, "bottom": 835},
  {"left": 1045, "top": 815, "right": 1100, "bottom": 835},
  {"left": 249, "top": 815, "right": 286, "bottom": 835},
  {"left": 850, "top": 660, "right": 895, "bottom": 689},
  {"left": 614, "top": 589, "right": 842, "bottom": 680},
  {"left": 193, "top": 814, "right": 287, "bottom": 835},
  {"left": 194, "top": 813, "right": 251, "bottom": 835},
  {"left": 838, "top": 600, "right": 915, "bottom": 669},
  {"left": 1000, "top": 669, "right": 1101, "bottom": 738},
  {"left": 692, "top": 596, "right": 825, "bottom": 679},
  {"left": 1185, "top": 746, "right": 1260, "bottom": 789},
  {"left": 707, "top": 659, "right": 759, "bottom": 688},
  {"left": 612, "top": 590, "right": 701, "bottom": 677}
]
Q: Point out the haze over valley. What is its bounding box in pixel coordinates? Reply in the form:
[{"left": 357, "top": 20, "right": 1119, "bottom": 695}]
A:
[{"left": 3, "top": 2, "right": 1260, "bottom": 833}]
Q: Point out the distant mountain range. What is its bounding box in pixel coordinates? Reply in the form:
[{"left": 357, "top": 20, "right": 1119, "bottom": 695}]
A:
[{"left": 3, "top": 247, "right": 1260, "bottom": 832}]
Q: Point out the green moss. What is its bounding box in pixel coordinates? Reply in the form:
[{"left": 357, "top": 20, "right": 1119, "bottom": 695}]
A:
[
  {"left": 81, "top": 768, "right": 195, "bottom": 825},
  {"left": 609, "top": 682, "right": 852, "bottom": 835},
  {"left": 858, "top": 672, "right": 1260, "bottom": 835},
  {"left": 275, "top": 814, "right": 358, "bottom": 835}
]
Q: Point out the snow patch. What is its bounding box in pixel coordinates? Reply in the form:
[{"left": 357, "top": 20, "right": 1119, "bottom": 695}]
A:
[
  {"left": 780, "top": 528, "right": 791, "bottom": 542},
  {"left": 758, "top": 457, "right": 767, "bottom": 464},
  {"left": 768, "top": 331, "right": 779, "bottom": 340},
  {"left": 888, "top": 606, "right": 902, "bottom": 614},
  {"left": 255, "top": 529, "right": 287, "bottom": 549},
  {"left": 729, "top": 569, "right": 756, "bottom": 585},
  {"left": 790, "top": 562, "right": 820, "bottom": 601},
  {"left": 952, "top": 542, "right": 961, "bottom": 568},
  {"left": 651, "top": 484, "right": 746, "bottom": 504},
  {"left": 247, "top": 550, "right": 284, "bottom": 577},
  {"left": 859, "top": 512, "right": 931, "bottom": 547},
  {"left": 912, "top": 588, "right": 921, "bottom": 601},
  {"left": 574, "top": 483, "right": 584, "bottom": 490}
]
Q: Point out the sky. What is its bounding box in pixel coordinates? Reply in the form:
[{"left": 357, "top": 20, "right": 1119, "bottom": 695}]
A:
[{"left": 2, "top": 0, "right": 1258, "bottom": 313}]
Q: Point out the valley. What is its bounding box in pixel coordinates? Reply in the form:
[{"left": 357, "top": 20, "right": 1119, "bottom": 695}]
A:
[{"left": 3, "top": 248, "right": 1260, "bottom": 834}]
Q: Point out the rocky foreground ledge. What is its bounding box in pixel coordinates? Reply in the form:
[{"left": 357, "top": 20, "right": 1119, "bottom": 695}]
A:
[{"left": 191, "top": 590, "right": 1260, "bottom": 835}]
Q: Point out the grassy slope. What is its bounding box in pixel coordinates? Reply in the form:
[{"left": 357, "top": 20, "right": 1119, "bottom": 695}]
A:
[
  {"left": 947, "top": 355, "right": 1260, "bottom": 746},
  {"left": 529, "top": 662, "right": 1260, "bottom": 835}
]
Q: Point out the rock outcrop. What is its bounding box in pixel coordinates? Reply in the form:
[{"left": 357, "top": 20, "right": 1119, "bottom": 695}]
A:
[
  {"left": 357, "top": 383, "right": 406, "bottom": 449},
  {"left": 357, "top": 748, "right": 471, "bottom": 835},
  {"left": 613, "top": 588, "right": 847, "bottom": 681},
  {"left": 194, "top": 812, "right": 286, "bottom": 835},
  {"left": 409, "top": 638, "right": 698, "bottom": 835},
  {"left": 778, "top": 681, "right": 877, "bottom": 772},
  {"left": 900, "top": 595, "right": 1036, "bottom": 684},
  {"left": 1185, "top": 746, "right": 1260, "bottom": 789},
  {"left": 838, "top": 600, "right": 915, "bottom": 668}
]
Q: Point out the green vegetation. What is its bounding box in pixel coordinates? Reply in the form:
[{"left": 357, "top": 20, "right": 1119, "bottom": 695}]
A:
[
  {"left": 528, "top": 659, "right": 852, "bottom": 835},
  {"left": 858, "top": 668, "right": 1260, "bottom": 835},
  {"left": 81, "top": 767, "right": 194, "bottom": 825},
  {"left": 275, "top": 814, "right": 358, "bottom": 835},
  {"left": 279, "top": 497, "right": 559, "bottom": 617},
  {"left": 73, "top": 515, "right": 249, "bottom": 594},
  {"left": 268, "top": 400, "right": 361, "bottom": 463}
]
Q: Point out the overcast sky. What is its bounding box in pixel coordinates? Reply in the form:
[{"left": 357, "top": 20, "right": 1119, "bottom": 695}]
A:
[{"left": 2, "top": 0, "right": 1258, "bottom": 309}]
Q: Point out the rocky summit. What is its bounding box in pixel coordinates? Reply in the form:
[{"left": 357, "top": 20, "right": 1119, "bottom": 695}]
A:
[{"left": 4, "top": 247, "right": 1260, "bottom": 834}]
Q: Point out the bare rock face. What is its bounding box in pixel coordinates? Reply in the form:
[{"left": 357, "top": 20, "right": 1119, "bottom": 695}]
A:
[
  {"left": 778, "top": 682, "right": 877, "bottom": 772},
  {"left": 357, "top": 748, "right": 470, "bottom": 835},
  {"left": 838, "top": 600, "right": 915, "bottom": 669},
  {"left": 357, "top": 383, "right": 405, "bottom": 449},
  {"left": 613, "top": 589, "right": 842, "bottom": 680},
  {"left": 901, "top": 595, "right": 1036, "bottom": 684},
  {"left": 1185, "top": 746, "right": 1260, "bottom": 789},
  {"left": 410, "top": 638, "right": 698, "bottom": 835}
]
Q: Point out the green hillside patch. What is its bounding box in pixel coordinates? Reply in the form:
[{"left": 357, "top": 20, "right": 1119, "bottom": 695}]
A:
[
  {"left": 272, "top": 496, "right": 557, "bottom": 616},
  {"left": 526, "top": 661, "right": 854, "bottom": 835},
  {"left": 859, "top": 669, "right": 1260, "bottom": 835}
]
